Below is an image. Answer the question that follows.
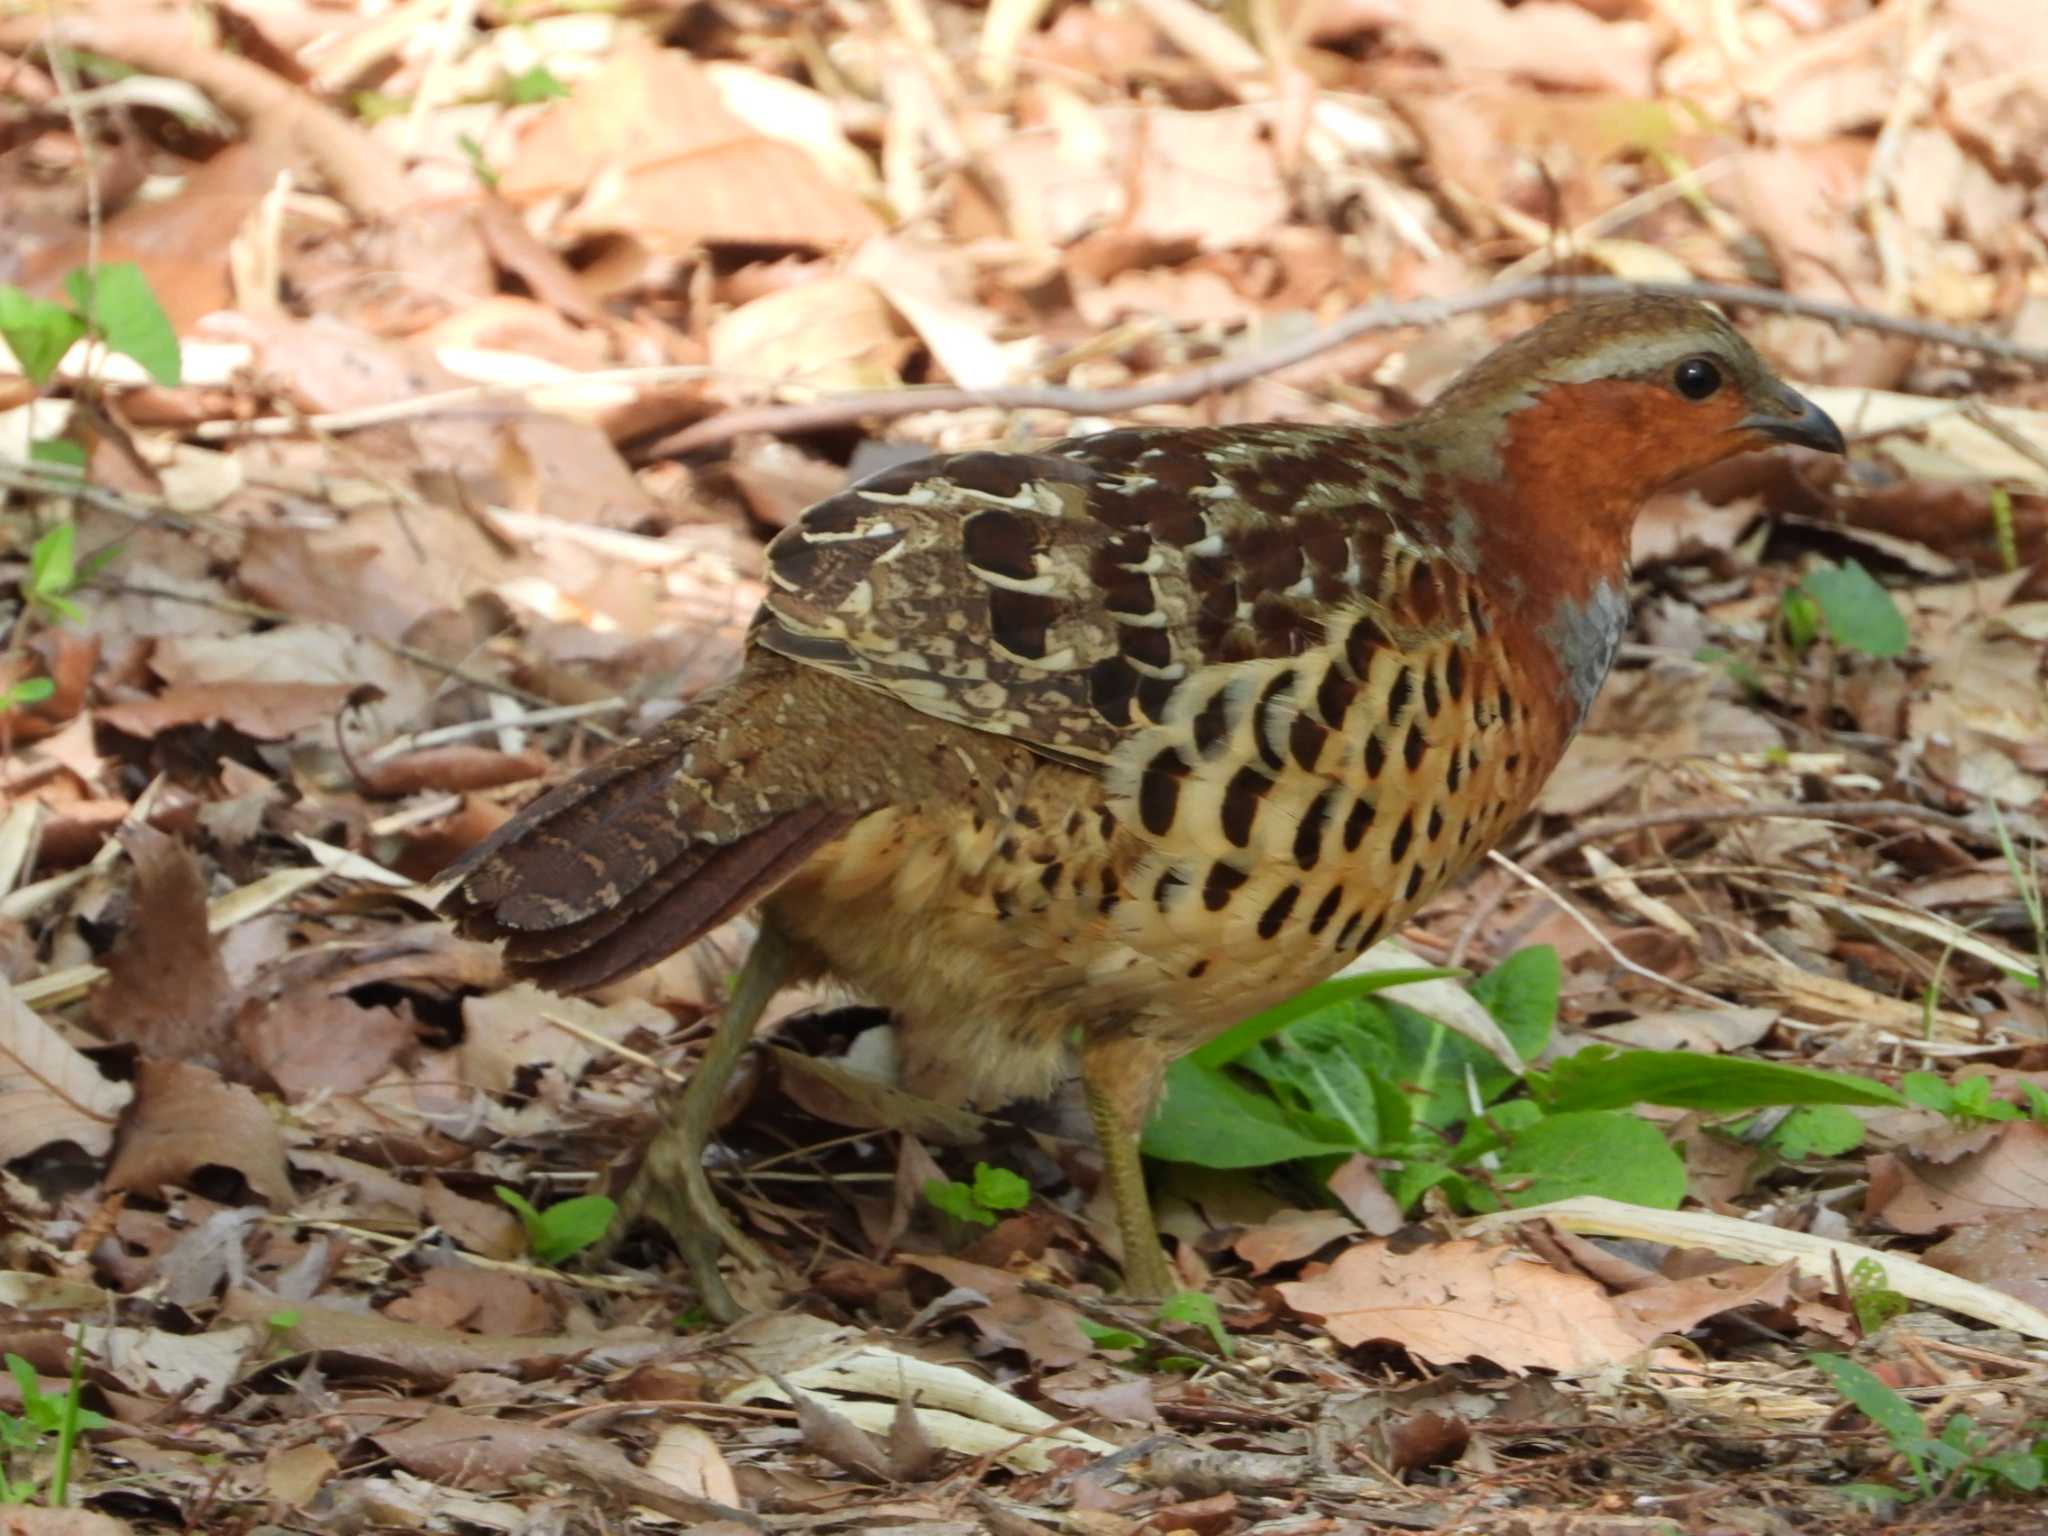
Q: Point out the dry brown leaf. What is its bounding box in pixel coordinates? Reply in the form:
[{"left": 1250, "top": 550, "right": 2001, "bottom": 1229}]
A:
[
  {"left": 95, "top": 682, "right": 358, "bottom": 742},
  {"left": 1610, "top": 1263, "right": 1798, "bottom": 1338},
  {"left": 383, "top": 1265, "right": 555, "bottom": 1336},
  {"left": 1277, "top": 1237, "right": 1651, "bottom": 1371},
  {"left": 422, "top": 1175, "right": 525, "bottom": 1260},
  {"left": 93, "top": 826, "right": 238, "bottom": 1067},
  {"left": 234, "top": 990, "right": 412, "bottom": 1101},
  {"left": 0, "top": 974, "right": 131, "bottom": 1160},
  {"left": 106, "top": 1058, "right": 294, "bottom": 1207},
  {"left": 896, "top": 1255, "right": 1095, "bottom": 1369},
  {"left": 1868, "top": 1124, "right": 2048, "bottom": 1236},
  {"left": 707, "top": 278, "right": 910, "bottom": 399},
  {"left": 1923, "top": 1211, "right": 2048, "bottom": 1313},
  {"left": 1232, "top": 1209, "right": 1361, "bottom": 1275},
  {"left": 1402, "top": 0, "right": 1655, "bottom": 95},
  {"left": 506, "top": 45, "right": 879, "bottom": 251}
]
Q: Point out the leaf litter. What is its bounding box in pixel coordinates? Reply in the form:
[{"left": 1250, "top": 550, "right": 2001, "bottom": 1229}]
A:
[{"left": 1, "top": 2, "right": 2047, "bottom": 1532}]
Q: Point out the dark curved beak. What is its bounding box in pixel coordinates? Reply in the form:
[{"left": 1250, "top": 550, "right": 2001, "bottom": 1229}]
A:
[{"left": 1739, "top": 387, "right": 1846, "bottom": 456}]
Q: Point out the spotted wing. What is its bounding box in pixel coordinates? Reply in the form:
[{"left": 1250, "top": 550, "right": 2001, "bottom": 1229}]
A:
[{"left": 755, "top": 424, "right": 1446, "bottom": 764}]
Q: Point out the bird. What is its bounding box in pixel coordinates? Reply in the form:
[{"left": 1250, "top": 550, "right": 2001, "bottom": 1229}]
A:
[{"left": 443, "top": 295, "right": 1845, "bottom": 1320}]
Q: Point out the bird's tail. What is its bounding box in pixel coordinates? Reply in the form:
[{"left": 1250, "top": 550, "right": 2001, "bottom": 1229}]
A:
[{"left": 442, "top": 659, "right": 856, "bottom": 992}]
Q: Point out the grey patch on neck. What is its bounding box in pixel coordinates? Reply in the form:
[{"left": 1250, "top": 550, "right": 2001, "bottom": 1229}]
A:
[{"left": 1542, "top": 578, "right": 1631, "bottom": 725}]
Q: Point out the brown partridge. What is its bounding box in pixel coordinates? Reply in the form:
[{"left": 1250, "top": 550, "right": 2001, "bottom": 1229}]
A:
[{"left": 445, "top": 296, "right": 1844, "bottom": 1317}]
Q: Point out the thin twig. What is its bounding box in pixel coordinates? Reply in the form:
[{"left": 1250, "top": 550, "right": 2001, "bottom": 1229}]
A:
[
  {"left": 647, "top": 277, "right": 2048, "bottom": 457},
  {"left": 1448, "top": 799, "right": 1974, "bottom": 967},
  {"left": 1014, "top": 1277, "right": 1265, "bottom": 1388}
]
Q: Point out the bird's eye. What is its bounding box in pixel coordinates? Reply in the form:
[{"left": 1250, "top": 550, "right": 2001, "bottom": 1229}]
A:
[{"left": 1673, "top": 357, "right": 1722, "bottom": 401}]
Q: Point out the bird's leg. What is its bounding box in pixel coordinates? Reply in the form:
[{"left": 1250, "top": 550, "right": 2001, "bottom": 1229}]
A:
[
  {"left": 623, "top": 921, "right": 791, "bottom": 1323},
  {"left": 1077, "top": 1033, "right": 1175, "bottom": 1298}
]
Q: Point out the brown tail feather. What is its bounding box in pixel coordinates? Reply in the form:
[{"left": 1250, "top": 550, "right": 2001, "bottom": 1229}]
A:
[{"left": 442, "top": 665, "right": 860, "bottom": 991}]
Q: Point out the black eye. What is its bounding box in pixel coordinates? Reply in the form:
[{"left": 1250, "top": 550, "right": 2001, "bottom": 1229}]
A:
[{"left": 1673, "top": 357, "right": 1722, "bottom": 400}]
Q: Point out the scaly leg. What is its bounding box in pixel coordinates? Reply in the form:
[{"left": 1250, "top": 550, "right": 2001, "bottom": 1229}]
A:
[
  {"left": 622, "top": 922, "right": 791, "bottom": 1322},
  {"left": 1077, "top": 1033, "right": 1175, "bottom": 1298}
]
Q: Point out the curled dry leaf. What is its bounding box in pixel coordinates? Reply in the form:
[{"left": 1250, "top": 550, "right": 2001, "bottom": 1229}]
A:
[
  {"left": 1277, "top": 1237, "right": 1652, "bottom": 1373},
  {"left": 106, "top": 1058, "right": 294, "bottom": 1208},
  {"left": 93, "top": 826, "right": 239, "bottom": 1069},
  {"left": 1867, "top": 1123, "right": 2048, "bottom": 1236},
  {"left": 0, "top": 974, "right": 131, "bottom": 1160}
]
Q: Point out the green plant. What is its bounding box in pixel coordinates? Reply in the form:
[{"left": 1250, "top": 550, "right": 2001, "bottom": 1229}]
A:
[
  {"left": 495, "top": 1186, "right": 617, "bottom": 1265},
  {"left": 1812, "top": 1351, "right": 2046, "bottom": 1507},
  {"left": 1, "top": 1348, "right": 108, "bottom": 1505},
  {"left": 1781, "top": 559, "right": 1909, "bottom": 659},
  {"left": 504, "top": 64, "right": 569, "bottom": 103},
  {"left": 1077, "top": 1292, "right": 1231, "bottom": 1373},
  {"left": 924, "top": 1161, "right": 1030, "bottom": 1228},
  {"left": 1143, "top": 946, "right": 1906, "bottom": 1218},
  {"left": 1901, "top": 1071, "right": 2027, "bottom": 1127},
  {"left": 1845, "top": 1257, "right": 1909, "bottom": 1336},
  {"left": 0, "top": 263, "right": 180, "bottom": 390}
]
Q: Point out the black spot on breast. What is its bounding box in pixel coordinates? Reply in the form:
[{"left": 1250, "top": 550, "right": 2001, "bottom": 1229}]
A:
[
  {"left": 1506, "top": 752, "right": 1523, "bottom": 774},
  {"left": 1358, "top": 912, "right": 1387, "bottom": 951},
  {"left": 1316, "top": 665, "right": 1356, "bottom": 729},
  {"left": 1423, "top": 667, "right": 1442, "bottom": 719},
  {"left": 1308, "top": 885, "right": 1344, "bottom": 936},
  {"left": 1257, "top": 883, "right": 1301, "bottom": 940},
  {"left": 1364, "top": 731, "right": 1387, "bottom": 779},
  {"left": 1294, "top": 787, "right": 1334, "bottom": 870},
  {"left": 1203, "top": 860, "right": 1248, "bottom": 910},
  {"left": 1342, "top": 797, "right": 1375, "bottom": 852},
  {"left": 1446, "top": 646, "right": 1465, "bottom": 701},
  {"left": 1040, "top": 862, "right": 1063, "bottom": 893},
  {"left": 1387, "top": 668, "right": 1415, "bottom": 721},
  {"left": 1191, "top": 690, "right": 1230, "bottom": 756},
  {"left": 1135, "top": 674, "right": 1178, "bottom": 722},
  {"left": 1015, "top": 805, "right": 1041, "bottom": 829},
  {"left": 1252, "top": 597, "right": 1318, "bottom": 658},
  {"left": 1089, "top": 656, "right": 1137, "bottom": 725},
  {"left": 1139, "top": 748, "right": 1187, "bottom": 835},
  {"left": 1404, "top": 865, "right": 1424, "bottom": 901},
  {"left": 993, "top": 888, "right": 1013, "bottom": 920},
  {"left": 1427, "top": 806, "right": 1445, "bottom": 843},
  {"left": 1254, "top": 672, "right": 1294, "bottom": 770},
  {"left": 1153, "top": 866, "right": 1188, "bottom": 905},
  {"left": 1390, "top": 811, "right": 1413, "bottom": 863},
  {"left": 1404, "top": 721, "right": 1426, "bottom": 773},
  {"left": 1220, "top": 765, "right": 1271, "bottom": 848},
  {"left": 962, "top": 508, "right": 1039, "bottom": 581},
  {"left": 1447, "top": 751, "right": 1464, "bottom": 792},
  {"left": 1120, "top": 622, "right": 1172, "bottom": 670},
  {"left": 1346, "top": 616, "right": 1386, "bottom": 677},
  {"left": 1335, "top": 909, "right": 1364, "bottom": 949},
  {"left": 1289, "top": 713, "right": 1327, "bottom": 772},
  {"left": 1188, "top": 958, "right": 1209, "bottom": 979},
  {"left": 990, "top": 587, "right": 1056, "bottom": 659},
  {"left": 1498, "top": 685, "right": 1515, "bottom": 726}
]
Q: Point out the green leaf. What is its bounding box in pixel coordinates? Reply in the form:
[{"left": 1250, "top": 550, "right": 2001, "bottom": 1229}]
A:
[
  {"left": 1810, "top": 1353, "right": 1930, "bottom": 1451},
  {"left": 495, "top": 1187, "right": 616, "bottom": 1263},
  {"left": 1848, "top": 1257, "right": 1909, "bottom": 1335},
  {"left": 2, "top": 678, "right": 55, "bottom": 710},
  {"left": 1541, "top": 1047, "right": 1904, "bottom": 1114},
  {"left": 1900, "top": 1071, "right": 1952, "bottom": 1113},
  {"left": 1144, "top": 1058, "right": 1357, "bottom": 1168},
  {"left": 1156, "top": 1291, "right": 1231, "bottom": 1356},
  {"left": 1190, "top": 967, "right": 1459, "bottom": 1069},
  {"left": 1780, "top": 587, "right": 1821, "bottom": 650},
  {"left": 924, "top": 1177, "right": 994, "bottom": 1227},
  {"left": 29, "top": 437, "right": 85, "bottom": 470},
  {"left": 0, "top": 285, "right": 88, "bottom": 387},
  {"left": 505, "top": 64, "right": 570, "bottom": 102},
  {"left": 1799, "top": 560, "right": 1908, "bottom": 658},
  {"left": 64, "top": 263, "right": 181, "bottom": 385},
  {"left": 969, "top": 1162, "right": 1030, "bottom": 1213},
  {"left": 1484, "top": 1110, "right": 1686, "bottom": 1211},
  {"left": 1077, "top": 1319, "right": 1145, "bottom": 1351},
  {"left": 1468, "top": 944, "right": 1561, "bottom": 1060},
  {"left": 1765, "top": 1105, "right": 1867, "bottom": 1158},
  {"left": 1980, "top": 1449, "right": 2045, "bottom": 1491}
]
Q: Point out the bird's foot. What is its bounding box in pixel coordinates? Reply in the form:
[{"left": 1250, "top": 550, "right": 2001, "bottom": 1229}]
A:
[{"left": 621, "top": 1107, "right": 770, "bottom": 1325}]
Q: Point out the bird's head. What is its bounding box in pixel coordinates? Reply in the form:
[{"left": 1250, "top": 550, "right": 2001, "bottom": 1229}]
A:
[
  {"left": 1422, "top": 294, "right": 1844, "bottom": 512},
  {"left": 1409, "top": 295, "right": 1845, "bottom": 725}
]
